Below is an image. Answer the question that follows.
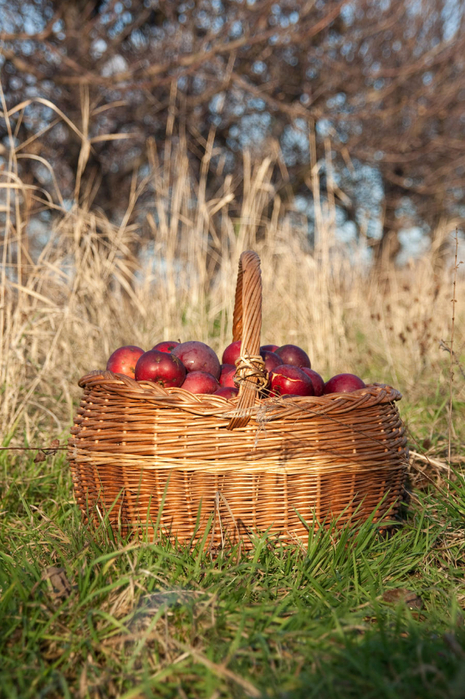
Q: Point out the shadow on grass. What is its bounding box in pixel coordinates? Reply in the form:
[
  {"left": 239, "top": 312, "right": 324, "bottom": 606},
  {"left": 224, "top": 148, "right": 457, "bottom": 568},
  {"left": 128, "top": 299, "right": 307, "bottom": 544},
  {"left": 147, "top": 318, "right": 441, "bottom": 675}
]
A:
[{"left": 275, "top": 619, "right": 465, "bottom": 699}]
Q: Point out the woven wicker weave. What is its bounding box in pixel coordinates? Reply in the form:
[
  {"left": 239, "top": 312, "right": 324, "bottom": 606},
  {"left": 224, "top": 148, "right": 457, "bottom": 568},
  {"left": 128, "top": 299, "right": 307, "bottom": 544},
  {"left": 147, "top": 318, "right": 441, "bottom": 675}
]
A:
[{"left": 68, "top": 251, "right": 408, "bottom": 547}]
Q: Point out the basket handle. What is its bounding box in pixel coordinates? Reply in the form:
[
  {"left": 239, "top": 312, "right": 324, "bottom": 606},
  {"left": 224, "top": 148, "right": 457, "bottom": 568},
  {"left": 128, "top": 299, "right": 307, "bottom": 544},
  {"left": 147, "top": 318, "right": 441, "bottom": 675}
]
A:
[{"left": 227, "top": 250, "right": 266, "bottom": 430}]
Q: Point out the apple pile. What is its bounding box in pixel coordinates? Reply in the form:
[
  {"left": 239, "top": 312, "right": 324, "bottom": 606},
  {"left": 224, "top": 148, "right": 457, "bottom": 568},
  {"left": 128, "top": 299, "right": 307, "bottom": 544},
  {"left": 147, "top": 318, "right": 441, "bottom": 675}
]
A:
[{"left": 106, "top": 340, "right": 367, "bottom": 398}]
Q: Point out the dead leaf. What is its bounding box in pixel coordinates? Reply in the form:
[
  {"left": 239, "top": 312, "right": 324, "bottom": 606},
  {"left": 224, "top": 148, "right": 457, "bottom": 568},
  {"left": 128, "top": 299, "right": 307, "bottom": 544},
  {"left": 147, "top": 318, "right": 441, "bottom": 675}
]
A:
[
  {"left": 42, "top": 566, "right": 72, "bottom": 600},
  {"left": 382, "top": 588, "right": 423, "bottom": 610},
  {"left": 79, "top": 661, "right": 88, "bottom": 699},
  {"left": 34, "top": 439, "right": 61, "bottom": 463}
]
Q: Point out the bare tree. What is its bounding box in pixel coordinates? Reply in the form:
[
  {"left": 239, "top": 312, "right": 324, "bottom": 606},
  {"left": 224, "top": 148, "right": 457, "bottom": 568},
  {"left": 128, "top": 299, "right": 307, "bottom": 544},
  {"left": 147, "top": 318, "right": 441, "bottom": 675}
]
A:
[{"left": 1, "top": 0, "right": 464, "bottom": 263}]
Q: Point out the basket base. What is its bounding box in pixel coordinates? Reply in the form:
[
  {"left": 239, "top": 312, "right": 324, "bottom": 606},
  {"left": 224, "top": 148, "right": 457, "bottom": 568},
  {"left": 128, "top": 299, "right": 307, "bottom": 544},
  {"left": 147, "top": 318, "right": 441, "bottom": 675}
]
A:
[{"left": 72, "top": 464, "right": 406, "bottom": 549}]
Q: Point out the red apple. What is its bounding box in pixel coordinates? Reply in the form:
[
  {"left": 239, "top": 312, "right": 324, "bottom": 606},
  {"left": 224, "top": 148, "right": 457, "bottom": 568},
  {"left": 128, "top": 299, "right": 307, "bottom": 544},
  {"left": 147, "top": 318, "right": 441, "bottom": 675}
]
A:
[
  {"left": 260, "top": 344, "right": 279, "bottom": 352},
  {"left": 260, "top": 349, "right": 282, "bottom": 374},
  {"left": 172, "top": 341, "right": 221, "bottom": 379},
  {"left": 106, "top": 345, "right": 145, "bottom": 379},
  {"left": 301, "top": 368, "right": 325, "bottom": 396},
  {"left": 152, "top": 340, "right": 179, "bottom": 353},
  {"left": 222, "top": 340, "right": 242, "bottom": 366},
  {"left": 275, "top": 344, "right": 311, "bottom": 369},
  {"left": 323, "top": 373, "right": 366, "bottom": 394},
  {"left": 135, "top": 349, "right": 186, "bottom": 387},
  {"left": 219, "top": 364, "right": 236, "bottom": 388},
  {"left": 214, "top": 386, "right": 239, "bottom": 399},
  {"left": 181, "top": 371, "right": 220, "bottom": 394},
  {"left": 270, "top": 365, "right": 314, "bottom": 396}
]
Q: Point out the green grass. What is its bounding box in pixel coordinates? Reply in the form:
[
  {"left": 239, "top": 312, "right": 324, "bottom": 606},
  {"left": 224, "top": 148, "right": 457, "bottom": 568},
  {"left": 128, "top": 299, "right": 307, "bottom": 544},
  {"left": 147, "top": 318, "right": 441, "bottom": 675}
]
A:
[{"left": 1, "top": 432, "right": 464, "bottom": 699}]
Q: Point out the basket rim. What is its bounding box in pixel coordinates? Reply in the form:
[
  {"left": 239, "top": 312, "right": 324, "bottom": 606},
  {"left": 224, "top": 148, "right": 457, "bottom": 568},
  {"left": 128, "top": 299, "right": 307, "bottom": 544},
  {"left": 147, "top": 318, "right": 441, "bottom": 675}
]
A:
[{"left": 77, "top": 369, "right": 402, "bottom": 420}]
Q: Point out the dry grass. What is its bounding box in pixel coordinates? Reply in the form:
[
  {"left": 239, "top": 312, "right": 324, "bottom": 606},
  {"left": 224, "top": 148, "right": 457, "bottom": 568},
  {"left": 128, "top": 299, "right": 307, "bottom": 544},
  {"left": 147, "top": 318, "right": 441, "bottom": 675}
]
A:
[{"left": 0, "top": 96, "right": 464, "bottom": 445}]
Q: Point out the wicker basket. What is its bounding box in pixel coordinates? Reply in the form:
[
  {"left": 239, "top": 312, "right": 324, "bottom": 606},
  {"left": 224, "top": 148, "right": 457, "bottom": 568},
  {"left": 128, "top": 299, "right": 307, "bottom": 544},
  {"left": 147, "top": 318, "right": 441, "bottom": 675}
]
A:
[{"left": 68, "top": 251, "right": 408, "bottom": 547}]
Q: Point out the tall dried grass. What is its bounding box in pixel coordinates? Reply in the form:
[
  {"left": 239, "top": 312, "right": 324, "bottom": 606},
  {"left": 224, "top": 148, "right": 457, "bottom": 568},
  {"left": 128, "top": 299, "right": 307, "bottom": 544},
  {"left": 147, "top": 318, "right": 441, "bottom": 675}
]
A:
[{"left": 0, "top": 96, "right": 463, "bottom": 442}]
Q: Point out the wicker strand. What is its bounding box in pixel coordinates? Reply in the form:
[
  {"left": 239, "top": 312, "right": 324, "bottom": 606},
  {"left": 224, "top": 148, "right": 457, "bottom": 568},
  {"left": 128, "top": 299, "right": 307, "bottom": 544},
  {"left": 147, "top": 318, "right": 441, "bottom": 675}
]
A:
[{"left": 228, "top": 251, "right": 263, "bottom": 429}]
